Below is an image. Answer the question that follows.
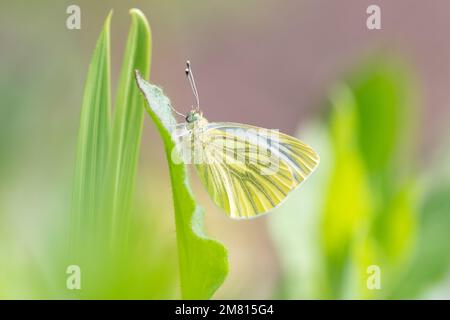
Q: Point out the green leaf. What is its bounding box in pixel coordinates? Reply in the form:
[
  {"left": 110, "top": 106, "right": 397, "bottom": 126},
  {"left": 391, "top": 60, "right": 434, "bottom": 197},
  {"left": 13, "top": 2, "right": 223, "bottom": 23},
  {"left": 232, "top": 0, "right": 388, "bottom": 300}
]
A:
[
  {"left": 349, "top": 59, "right": 415, "bottom": 179},
  {"left": 348, "top": 59, "right": 419, "bottom": 297},
  {"left": 321, "top": 85, "right": 374, "bottom": 298},
  {"left": 107, "top": 9, "right": 152, "bottom": 250},
  {"left": 135, "top": 73, "right": 229, "bottom": 299},
  {"left": 70, "top": 10, "right": 112, "bottom": 252},
  {"left": 69, "top": 9, "right": 152, "bottom": 298}
]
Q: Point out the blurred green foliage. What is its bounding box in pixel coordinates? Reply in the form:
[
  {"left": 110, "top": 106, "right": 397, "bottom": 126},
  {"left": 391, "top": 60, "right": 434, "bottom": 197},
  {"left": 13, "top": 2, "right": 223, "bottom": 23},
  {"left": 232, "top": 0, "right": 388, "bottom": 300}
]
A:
[{"left": 270, "top": 58, "right": 450, "bottom": 299}]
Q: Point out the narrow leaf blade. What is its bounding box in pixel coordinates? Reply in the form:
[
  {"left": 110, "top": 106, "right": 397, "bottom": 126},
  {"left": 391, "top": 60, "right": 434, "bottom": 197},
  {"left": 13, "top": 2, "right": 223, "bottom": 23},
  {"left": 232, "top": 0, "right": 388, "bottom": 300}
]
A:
[
  {"left": 108, "top": 9, "right": 151, "bottom": 247},
  {"left": 71, "top": 11, "right": 112, "bottom": 251}
]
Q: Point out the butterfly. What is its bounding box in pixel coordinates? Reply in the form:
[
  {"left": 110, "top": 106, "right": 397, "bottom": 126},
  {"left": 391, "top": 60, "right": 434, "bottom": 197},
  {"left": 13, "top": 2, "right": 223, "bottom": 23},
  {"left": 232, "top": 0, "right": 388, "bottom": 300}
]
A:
[{"left": 138, "top": 62, "right": 319, "bottom": 219}]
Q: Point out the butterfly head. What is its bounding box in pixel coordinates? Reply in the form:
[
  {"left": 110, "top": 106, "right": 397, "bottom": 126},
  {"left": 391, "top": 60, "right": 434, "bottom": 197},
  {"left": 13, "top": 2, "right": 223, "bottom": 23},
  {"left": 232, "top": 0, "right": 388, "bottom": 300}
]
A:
[{"left": 186, "top": 110, "right": 203, "bottom": 123}]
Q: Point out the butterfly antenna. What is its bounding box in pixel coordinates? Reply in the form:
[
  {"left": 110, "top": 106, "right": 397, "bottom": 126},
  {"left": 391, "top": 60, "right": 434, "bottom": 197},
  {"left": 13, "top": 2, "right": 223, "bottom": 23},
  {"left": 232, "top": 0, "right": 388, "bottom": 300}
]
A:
[
  {"left": 170, "top": 106, "right": 186, "bottom": 118},
  {"left": 167, "top": 99, "right": 185, "bottom": 118},
  {"left": 185, "top": 60, "right": 200, "bottom": 111}
]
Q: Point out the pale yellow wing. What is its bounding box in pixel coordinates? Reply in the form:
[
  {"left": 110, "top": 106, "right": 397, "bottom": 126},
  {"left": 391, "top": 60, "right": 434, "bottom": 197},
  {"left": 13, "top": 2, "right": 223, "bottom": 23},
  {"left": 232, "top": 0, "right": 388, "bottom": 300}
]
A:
[{"left": 193, "top": 122, "right": 319, "bottom": 219}]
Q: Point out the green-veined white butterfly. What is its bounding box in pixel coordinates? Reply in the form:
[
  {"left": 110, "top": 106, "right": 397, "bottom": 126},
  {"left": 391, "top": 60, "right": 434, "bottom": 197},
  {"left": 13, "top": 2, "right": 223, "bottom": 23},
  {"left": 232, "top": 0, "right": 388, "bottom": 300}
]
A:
[{"left": 137, "top": 61, "right": 319, "bottom": 219}]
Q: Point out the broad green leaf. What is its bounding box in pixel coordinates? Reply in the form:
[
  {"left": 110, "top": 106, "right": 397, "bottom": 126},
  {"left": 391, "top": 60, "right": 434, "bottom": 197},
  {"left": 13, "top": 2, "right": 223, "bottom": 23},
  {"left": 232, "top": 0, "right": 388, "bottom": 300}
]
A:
[
  {"left": 107, "top": 9, "right": 151, "bottom": 250},
  {"left": 135, "top": 73, "right": 229, "bottom": 299},
  {"left": 321, "top": 85, "right": 373, "bottom": 298},
  {"left": 326, "top": 60, "right": 419, "bottom": 299},
  {"left": 348, "top": 59, "right": 419, "bottom": 297},
  {"left": 349, "top": 59, "right": 415, "bottom": 180},
  {"left": 70, "top": 11, "right": 112, "bottom": 253}
]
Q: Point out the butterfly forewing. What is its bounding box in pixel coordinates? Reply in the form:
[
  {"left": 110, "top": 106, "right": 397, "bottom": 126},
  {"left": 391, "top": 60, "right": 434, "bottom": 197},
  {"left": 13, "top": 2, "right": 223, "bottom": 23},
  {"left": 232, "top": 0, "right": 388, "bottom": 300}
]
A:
[{"left": 190, "top": 122, "right": 319, "bottom": 219}]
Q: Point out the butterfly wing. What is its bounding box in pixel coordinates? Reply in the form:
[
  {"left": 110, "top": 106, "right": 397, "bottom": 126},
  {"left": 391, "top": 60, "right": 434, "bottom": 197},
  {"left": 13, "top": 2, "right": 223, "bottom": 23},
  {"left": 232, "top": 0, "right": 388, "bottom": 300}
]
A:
[{"left": 193, "top": 122, "right": 319, "bottom": 219}]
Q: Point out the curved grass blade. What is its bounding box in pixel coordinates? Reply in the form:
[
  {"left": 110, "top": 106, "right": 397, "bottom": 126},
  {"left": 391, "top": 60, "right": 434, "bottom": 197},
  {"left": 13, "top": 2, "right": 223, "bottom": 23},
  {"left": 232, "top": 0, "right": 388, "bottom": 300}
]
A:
[
  {"left": 70, "top": 11, "right": 112, "bottom": 253},
  {"left": 107, "top": 9, "right": 151, "bottom": 250},
  {"left": 135, "top": 72, "right": 229, "bottom": 299}
]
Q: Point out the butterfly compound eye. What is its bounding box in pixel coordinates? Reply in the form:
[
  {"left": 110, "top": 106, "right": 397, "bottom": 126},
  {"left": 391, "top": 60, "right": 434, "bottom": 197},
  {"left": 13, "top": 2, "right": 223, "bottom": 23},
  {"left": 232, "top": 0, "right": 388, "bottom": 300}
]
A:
[{"left": 185, "top": 112, "right": 194, "bottom": 123}]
